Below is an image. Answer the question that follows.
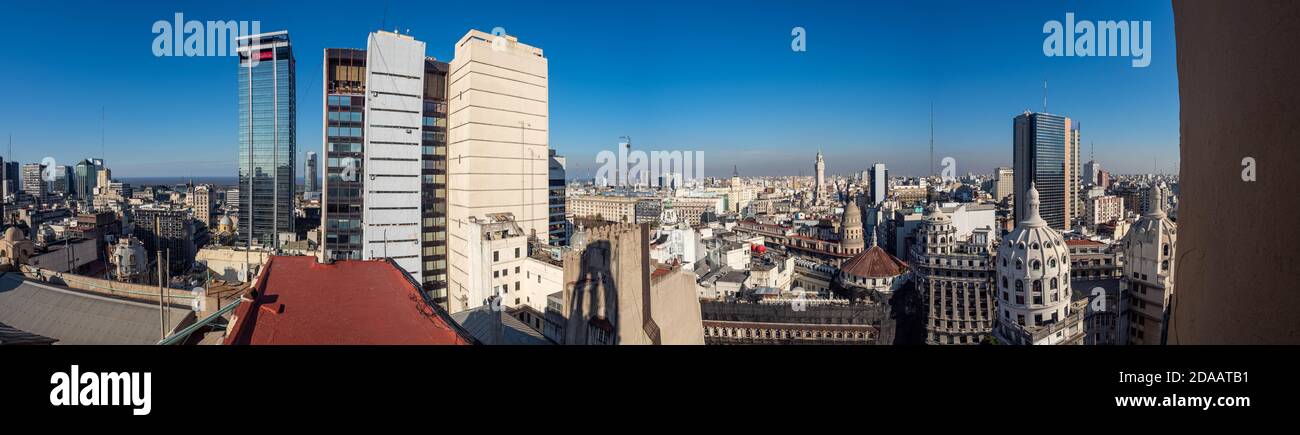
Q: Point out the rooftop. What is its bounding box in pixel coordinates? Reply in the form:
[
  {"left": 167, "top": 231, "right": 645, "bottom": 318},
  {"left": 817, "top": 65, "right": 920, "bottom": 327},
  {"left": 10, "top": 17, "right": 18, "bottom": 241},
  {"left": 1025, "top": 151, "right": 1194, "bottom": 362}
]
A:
[
  {"left": 223, "top": 256, "right": 475, "bottom": 345},
  {"left": 0, "top": 273, "right": 190, "bottom": 345}
]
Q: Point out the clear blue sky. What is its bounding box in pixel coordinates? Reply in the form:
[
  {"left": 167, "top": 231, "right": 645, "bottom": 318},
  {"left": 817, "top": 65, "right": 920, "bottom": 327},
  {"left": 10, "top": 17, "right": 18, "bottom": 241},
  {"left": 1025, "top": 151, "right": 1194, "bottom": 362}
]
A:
[{"left": 0, "top": 0, "right": 1178, "bottom": 178}]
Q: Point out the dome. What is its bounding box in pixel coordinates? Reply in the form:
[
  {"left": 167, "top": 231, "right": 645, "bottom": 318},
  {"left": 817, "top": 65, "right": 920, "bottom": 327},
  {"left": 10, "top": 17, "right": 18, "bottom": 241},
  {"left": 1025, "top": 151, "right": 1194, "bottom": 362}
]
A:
[
  {"left": 840, "top": 245, "right": 908, "bottom": 279},
  {"left": 219, "top": 215, "right": 233, "bottom": 226},
  {"left": 995, "top": 182, "right": 1071, "bottom": 329},
  {"left": 923, "top": 202, "right": 950, "bottom": 224},
  {"left": 3, "top": 227, "right": 23, "bottom": 242}
]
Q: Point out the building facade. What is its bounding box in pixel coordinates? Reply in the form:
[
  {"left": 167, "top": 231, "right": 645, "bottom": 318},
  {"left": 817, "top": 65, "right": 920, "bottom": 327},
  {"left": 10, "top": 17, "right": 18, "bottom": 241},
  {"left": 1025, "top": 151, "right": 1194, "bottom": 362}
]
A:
[
  {"left": 1013, "top": 112, "right": 1077, "bottom": 230},
  {"left": 994, "top": 166, "right": 1014, "bottom": 203},
  {"left": 1118, "top": 185, "right": 1176, "bottom": 345},
  {"left": 548, "top": 150, "right": 567, "bottom": 245},
  {"left": 320, "top": 33, "right": 450, "bottom": 302},
  {"left": 911, "top": 204, "right": 997, "bottom": 345},
  {"left": 236, "top": 31, "right": 296, "bottom": 248},
  {"left": 447, "top": 30, "right": 550, "bottom": 311}
]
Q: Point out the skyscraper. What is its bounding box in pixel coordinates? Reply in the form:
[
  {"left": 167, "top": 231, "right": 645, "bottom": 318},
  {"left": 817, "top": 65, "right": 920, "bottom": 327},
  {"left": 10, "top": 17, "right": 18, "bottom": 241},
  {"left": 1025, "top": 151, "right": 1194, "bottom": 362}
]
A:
[
  {"left": 1083, "top": 160, "right": 1101, "bottom": 187},
  {"left": 21, "top": 163, "right": 45, "bottom": 197},
  {"left": 73, "top": 159, "right": 98, "bottom": 201},
  {"left": 1, "top": 159, "right": 18, "bottom": 198},
  {"left": 1013, "top": 111, "right": 1076, "bottom": 230},
  {"left": 237, "top": 31, "right": 296, "bottom": 249},
  {"left": 994, "top": 166, "right": 1014, "bottom": 202},
  {"left": 320, "top": 32, "right": 449, "bottom": 302},
  {"left": 360, "top": 30, "right": 427, "bottom": 283},
  {"left": 548, "top": 149, "right": 568, "bottom": 246},
  {"left": 447, "top": 29, "right": 549, "bottom": 312},
  {"left": 868, "top": 162, "right": 888, "bottom": 206},
  {"left": 321, "top": 47, "right": 367, "bottom": 261},
  {"left": 304, "top": 151, "right": 318, "bottom": 193}
]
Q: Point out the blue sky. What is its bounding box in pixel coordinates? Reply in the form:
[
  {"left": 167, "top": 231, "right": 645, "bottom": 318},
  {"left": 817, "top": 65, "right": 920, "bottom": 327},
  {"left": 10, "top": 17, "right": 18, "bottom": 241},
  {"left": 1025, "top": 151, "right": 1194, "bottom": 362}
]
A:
[{"left": 0, "top": 0, "right": 1178, "bottom": 178}]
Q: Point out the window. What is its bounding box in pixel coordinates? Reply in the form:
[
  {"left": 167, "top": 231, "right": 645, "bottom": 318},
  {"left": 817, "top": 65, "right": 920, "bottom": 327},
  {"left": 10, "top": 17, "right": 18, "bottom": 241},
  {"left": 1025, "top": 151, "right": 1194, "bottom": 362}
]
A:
[
  {"left": 515, "top": 247, "right": 521, "bottom": 258},
  {"left": 1015, "top": 259, "right": 1023, "bottom": 270}
]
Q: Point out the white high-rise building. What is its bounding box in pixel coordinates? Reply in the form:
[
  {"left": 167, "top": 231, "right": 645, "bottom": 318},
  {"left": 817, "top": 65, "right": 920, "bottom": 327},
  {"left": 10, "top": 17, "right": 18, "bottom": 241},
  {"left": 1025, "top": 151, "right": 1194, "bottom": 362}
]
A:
[
  {"left": 994, "top": 167, "right": 1014, "bottom": 203},
  {"left": 447, "top": 29, "right": 549, "bottom": 312},
  {"left": 994, "top": 183, "right": 1085, "bottom": 345},
  {"left": 361, "top": 31, "right": 427, "bottom": 282},
  {"left": 869, "top": 162, "right": 888, "bottom": 206}
]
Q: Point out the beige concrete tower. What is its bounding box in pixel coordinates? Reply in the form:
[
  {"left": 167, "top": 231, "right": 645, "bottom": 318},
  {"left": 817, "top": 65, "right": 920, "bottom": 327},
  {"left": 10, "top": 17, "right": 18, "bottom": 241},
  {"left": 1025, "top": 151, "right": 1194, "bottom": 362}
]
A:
[{"left": 447, "top": 30, "right": 549, "bottom": 312}]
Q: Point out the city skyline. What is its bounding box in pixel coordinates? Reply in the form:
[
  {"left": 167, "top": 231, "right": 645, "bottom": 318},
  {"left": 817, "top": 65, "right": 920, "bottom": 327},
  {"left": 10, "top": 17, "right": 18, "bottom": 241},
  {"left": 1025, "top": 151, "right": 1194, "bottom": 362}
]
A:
[{"left": 0, "top": 0, "right": 1178, "bottom": 178}]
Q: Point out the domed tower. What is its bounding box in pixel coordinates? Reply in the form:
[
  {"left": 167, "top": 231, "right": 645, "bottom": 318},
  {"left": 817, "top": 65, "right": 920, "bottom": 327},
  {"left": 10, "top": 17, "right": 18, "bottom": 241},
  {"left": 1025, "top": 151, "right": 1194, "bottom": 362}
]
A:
[
  {"left": 994, "top": 183, "right": 1084, "bottom": 345},
  {"left": 1118, "top": 184, "right": 1177, "bottom": 345},
  {"left": 912, "top": 202, "right": 997, "bottom": 344},
  {"left": 919, "top": 203, "right": 954, "bottom": 255},
  {"left": 840, "top": 195, "right": 865, "bottom": 255}
]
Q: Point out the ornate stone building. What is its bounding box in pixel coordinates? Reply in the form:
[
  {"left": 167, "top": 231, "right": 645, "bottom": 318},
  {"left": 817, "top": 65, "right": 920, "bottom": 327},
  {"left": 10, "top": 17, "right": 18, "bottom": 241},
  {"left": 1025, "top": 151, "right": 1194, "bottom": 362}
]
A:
[
  {"left": 911, "top": 203, "right": 997, "bottom": 344},
  {"left": 1118, "top": 185, "right": 1176, "bottom": 345},
  {"left": 993, "top": 183, "right": 1085, "bottom": 345}
]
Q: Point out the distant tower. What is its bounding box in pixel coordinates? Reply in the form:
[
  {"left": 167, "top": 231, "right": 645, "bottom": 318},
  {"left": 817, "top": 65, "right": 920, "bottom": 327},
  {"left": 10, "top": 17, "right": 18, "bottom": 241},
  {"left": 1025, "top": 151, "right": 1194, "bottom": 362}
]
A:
[
  {"left": 305, "top": 151, "right": 318, "bottom": 193},
  {"left": 814, "top": 150, "right": 826, "bottom": 204}
]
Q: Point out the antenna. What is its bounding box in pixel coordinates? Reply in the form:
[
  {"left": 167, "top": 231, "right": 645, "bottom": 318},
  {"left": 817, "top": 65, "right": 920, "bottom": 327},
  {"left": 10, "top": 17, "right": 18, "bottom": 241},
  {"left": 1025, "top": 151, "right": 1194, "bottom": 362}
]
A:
[
  {"left": 1091, "top": 141, "right": 1095, "bottom": 161},
  {"left": 1043, "top": 80, "right": 1049, "bottom": 113},
  {"left": 929, "top": 101, "right": 935, "bottom": 178},
  {"left": 101, "top": 106, "right": 106, "bottom": 161}
]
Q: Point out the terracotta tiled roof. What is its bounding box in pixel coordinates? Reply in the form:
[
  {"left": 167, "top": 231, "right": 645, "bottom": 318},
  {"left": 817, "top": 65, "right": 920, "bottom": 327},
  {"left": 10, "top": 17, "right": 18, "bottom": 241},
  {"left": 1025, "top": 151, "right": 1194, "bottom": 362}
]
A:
[
  {"left": 223, "top": 256, "right": 475, "bottom": 345},
  {"left": 840, "top": 245, "right": 908, "bottom": 279}
]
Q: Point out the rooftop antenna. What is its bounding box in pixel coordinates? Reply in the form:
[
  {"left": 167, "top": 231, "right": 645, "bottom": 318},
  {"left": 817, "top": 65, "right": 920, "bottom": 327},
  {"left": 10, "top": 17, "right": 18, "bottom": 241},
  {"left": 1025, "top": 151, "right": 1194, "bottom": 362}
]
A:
[
  {"left": 1043, "top": 80, "right": 1049, "bottom": 113},
  {"left": 101, "top": 106, "right": 106, "bottom": 161},
  {"left": 929, "top": 101, "right": 935, "bottom": 178},
  {"left": 1091, "top": 141, "right": 1095, "bottom": 161},
  {"left": 380, "top": 0, "right": 389, "bottom": 32}
]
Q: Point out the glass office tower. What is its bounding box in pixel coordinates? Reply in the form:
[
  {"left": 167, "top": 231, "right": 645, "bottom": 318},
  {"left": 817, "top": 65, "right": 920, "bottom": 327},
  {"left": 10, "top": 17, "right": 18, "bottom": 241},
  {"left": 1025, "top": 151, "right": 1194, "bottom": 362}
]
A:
[
  {"left": 237, "top": 31, "right": 296, "bottom": 248},
  {"left": 1013, "top": 112, "right": 1075, "bottom": 230}
]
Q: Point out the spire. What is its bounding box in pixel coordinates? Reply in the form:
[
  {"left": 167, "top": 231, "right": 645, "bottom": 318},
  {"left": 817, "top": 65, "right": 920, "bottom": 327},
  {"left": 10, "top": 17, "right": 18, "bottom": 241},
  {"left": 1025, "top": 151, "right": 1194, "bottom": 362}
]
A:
[
  {"left": 1145, "top": 184, "right": 1166, "bottom": 218},
  {"left": 1020, "top": 182, "right": 1047, "bottom": 227},
  {"left": 870, "top": 228, "right": 878, "bottom": 247}
]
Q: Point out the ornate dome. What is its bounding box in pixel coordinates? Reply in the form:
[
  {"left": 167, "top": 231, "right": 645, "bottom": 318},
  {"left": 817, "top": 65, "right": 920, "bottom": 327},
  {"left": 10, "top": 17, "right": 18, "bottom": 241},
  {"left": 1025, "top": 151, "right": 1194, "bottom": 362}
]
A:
[
  {"left": 923, "top": 202, "right": 950, "bottom": 224},
  {"left": 219, "top": 215, "right": 233, "bottom": 226},
  {"left": 995, "top": 182, "right": 1071, "bottom": 329}
]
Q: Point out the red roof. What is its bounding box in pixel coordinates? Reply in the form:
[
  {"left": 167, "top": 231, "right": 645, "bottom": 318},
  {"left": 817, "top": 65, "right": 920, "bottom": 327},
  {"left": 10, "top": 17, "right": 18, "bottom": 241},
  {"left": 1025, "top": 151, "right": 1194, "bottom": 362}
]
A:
[
  {"left": 223, "top": 256, "right": 475, "bottom": 345},
  {"left": 840, "top": 245, "right": 909, "bottom": 279},
  {"left": 1065, "top": 239, "right": 1105, "bottom": 246}
]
